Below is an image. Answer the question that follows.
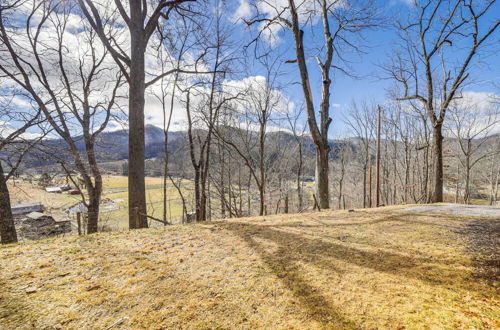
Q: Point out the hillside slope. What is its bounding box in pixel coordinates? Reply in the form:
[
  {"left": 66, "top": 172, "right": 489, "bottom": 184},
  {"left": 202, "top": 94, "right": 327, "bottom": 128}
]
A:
[{"left": 0, "top": 207, "right": 498, "bottom": 329}]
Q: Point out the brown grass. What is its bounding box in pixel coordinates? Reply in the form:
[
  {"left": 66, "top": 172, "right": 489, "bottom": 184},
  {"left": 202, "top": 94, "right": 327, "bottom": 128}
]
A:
[{"left": 0, "top": 206, "right": 498, "bottom": 329}]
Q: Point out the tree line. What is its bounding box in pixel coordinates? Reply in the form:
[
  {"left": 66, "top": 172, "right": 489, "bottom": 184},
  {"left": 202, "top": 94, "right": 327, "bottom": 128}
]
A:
[{"left": 0, "top": 0, "right": 499, "bottom": 243}]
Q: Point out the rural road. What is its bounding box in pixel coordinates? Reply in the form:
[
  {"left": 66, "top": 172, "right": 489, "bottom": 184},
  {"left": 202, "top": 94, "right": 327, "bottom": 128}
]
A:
[{"left": 405, "top": 203, "right": 500, "bottom": 218}]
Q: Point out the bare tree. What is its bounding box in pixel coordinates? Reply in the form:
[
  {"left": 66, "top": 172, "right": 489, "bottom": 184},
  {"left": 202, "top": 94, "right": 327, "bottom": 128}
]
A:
[
  {"left": 216, "top": 58, "right": 283, "bottom": 216},
  {"left": 179, "top": 3, "right": 239, "bottom": 221},
  {"left": 387, "top": 0, "right": 500, "bottom": 202},
  {"left": 151, "top": 17, "right": 197, "bottom": 224},
  {"left": 0, "top": 89, "right": 44, "bottom": 244},
  {"left": 78, "top": 0, "right": 200, "bottom": 229},
  {"left": 0, "top": 1, "right": 122, "bottom": 233},
  {"left": 286, "top": 105, "right": 307, "bottom": 212},
  {"left": 482, "top": 144, "right": 500, "bottom": 205},
  {"left": 447, "top": 97, "right": 499, "bottom": 203},
  {"left": 243, "top": 0, "right": 379, "bottom": 209},
  {"left": 344, "top": 101, "right": 375, "bottom": 208}
]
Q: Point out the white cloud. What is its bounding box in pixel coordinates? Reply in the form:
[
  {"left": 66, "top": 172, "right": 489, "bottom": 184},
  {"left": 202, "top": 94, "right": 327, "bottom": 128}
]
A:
[
  {"left": 232, "top": 0, "right": 345, "bottom": 45},
  {"left": 448, "top": 91, "right": 500, "bottom": 136},
  {"left": 232, "top": 0, "right": 253, "bottom": 22},
  {"left": 1, "top": 0, "right": 298, "bottom": 138}
]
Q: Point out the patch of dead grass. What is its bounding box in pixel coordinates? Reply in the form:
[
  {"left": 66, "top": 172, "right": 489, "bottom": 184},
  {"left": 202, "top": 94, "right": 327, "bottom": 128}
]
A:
[{"left": 0, "top": 206, "right": 498, "bottom": 329}]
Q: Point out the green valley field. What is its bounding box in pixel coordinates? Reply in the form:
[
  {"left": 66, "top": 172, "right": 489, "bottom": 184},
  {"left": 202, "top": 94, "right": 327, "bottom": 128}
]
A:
[
  {"left": 8, "top": 176, "right": 192, "bottom": 229},
  {"left": 0, "top": 206, "right": 498, "bottom": 329}
]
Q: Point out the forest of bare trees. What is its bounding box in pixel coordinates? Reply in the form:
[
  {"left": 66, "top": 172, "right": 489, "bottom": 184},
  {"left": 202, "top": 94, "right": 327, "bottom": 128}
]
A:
[{"left": 1, "top": 0, "right": 499, "bottom": 243}]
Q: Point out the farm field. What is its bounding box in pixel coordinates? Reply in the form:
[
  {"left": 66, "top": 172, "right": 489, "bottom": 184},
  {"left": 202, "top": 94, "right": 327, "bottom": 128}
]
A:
[
  {"left": 8, "top": 175, "right": 316, "bottom": 231},
  {"left": 8, "top": 176, "right": 193, "bottom": 229},
  {"left": 0, "top": 206, "right": 498, "bottom": 329},
  {"left": 100, "top": 176, "right": 192, "bottom": 229}
]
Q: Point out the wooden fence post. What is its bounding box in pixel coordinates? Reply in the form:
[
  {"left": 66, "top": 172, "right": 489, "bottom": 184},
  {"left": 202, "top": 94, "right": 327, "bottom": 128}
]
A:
[{"left": 313, "top": 194, "right": 321, "bottom": 211}]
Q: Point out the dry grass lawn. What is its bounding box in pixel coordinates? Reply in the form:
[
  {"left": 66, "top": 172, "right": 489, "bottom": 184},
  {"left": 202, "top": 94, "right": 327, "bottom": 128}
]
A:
[{"left": 0, "top": 206, "right": 498, "bottom": 329}]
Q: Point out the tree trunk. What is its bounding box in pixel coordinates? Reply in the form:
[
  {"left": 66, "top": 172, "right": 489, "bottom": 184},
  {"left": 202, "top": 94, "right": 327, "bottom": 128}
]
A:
[
  {"left": 492, "top": 170, "right": 499, "bottom": 205},
  {"left": 338, "top": 177, "right": 343, "bottom": 210},
  {"left": 376, "top": 106, "right": 381, "bottom": 207},
  {"left": 194, "top": 169, "right": 201, "bottom": 221},
  {"left": 128, "top": 23, "right": 148, "bottom": 229},
  {"left": 368, "top": 162, "right": 372, "bottom": 208},
  {"left": 219, "top": 143, "right": 226, "bottom": 218},
  {"left": 259, "top": 185, "right": 265, "bottom": 216},
  {"left": 362, "top": 162, "right": 367, "bottom": 208},
  {"left": 455, "top": 160, "right": 460, "bottom": 203},
  {"left": 86, "top": 190, "right": 100, "bottom": 234},
  {"left": 464, "top": 159, "right": 472, "bottom": 204},
  {"left": 259, "top": 119, "right": 266, "bottom": 216},
  {"left": 0, "top": 164, "right": 17, "bottom": 244},
  {"left": 288, "top": 0, "right": 330, "bottom": 209},
  {"left": 297, "top": 161, "right": 303, "bottom": 212},
  {"left": 490, "top": 164, "right": 500, "bottom": 205},
  {"left": 200, "top": 177, "right": 207, "bottom": 221},
  {"left": 431, "top": 123, "right": 444, "bottom": 203},
  {"left": 315, "top": 144, "right": 330, "bottom": 209}
]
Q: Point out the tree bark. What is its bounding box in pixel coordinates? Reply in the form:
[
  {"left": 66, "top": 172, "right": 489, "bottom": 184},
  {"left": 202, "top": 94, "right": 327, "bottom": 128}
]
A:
[
  {"left": 376, "top": 106, "right": 381, "bottom": 207},
  {"left": 432, "top": 123, "right": 444, "bottom": 203},
  {"left": 316, "top": 144, "right": 330, "bottom": 209},
  {"left": 362, "top": 162, "right": 367, "bottom": 208},
  {"left": 0, "top": 162, "right": 17, "bottom": 244},
  {"left": 259, "top": 114, "right": 266, "bottom": 216},
  {"left": 86, "top": 190, "right": 100, "bottom": 234},
  {"left": 288, "top": 0, "right": 330, "bottom": 209},
  {"left": 128, "top": 11, "right": 148, "bottom": 229}
]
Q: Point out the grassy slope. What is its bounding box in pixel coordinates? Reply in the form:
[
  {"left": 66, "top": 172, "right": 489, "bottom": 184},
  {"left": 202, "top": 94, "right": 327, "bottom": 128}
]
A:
[{"left": 0, "top": 206, "right": 498, "bottom": 329}]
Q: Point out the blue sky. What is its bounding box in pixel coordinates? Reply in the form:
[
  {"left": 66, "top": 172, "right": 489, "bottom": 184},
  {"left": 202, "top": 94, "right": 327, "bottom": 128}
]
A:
[
  {"left": 1, "top": 0, "right": 498, "bottom": 139},
  {"left": 228, "top": 0, "right": 500, "bottom": 137}
]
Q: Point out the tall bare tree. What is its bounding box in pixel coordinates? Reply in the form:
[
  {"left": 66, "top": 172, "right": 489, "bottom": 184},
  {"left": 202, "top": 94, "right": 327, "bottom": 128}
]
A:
[
  {"left": 388, "top": 0, "right": 500, "bottom": 202},
  {"left": 286, "top": 105, "right": 307, "bottom": 212},
  {"left": 0, "top": 1, "right": 122, "bottom": 234},
  {"left": 151, "top": 16, "right": 197, "bottom": 224},
  {"left": 244, "top": 0, "right": 379, "bottom": 209},
  {"left": 78, "top": 0, "right": 199, "bottom": 229}
]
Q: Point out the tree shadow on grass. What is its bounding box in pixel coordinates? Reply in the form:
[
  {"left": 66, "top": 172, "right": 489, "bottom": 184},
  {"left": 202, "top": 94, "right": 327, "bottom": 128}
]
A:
[
  {"left": 460, "top": 218, "right": 500, "bottom": 284},
  {"left": 215, "top": 217, "right": 491, "bottom": 327},
  {"left": 222, "top": 223, "right": 359, "bottom": 329}
]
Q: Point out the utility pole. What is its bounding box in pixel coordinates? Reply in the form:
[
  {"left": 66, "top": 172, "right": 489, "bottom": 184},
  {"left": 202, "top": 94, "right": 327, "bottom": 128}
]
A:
[
  {"left": 376, "top": 105, "right": 381, "bottom": 207},
  {"left": 368, "top": 161, "right": 372, "bottom": 208}
]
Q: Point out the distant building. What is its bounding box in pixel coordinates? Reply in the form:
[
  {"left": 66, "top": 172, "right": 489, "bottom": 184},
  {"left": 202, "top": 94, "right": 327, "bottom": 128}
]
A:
[
  {"left": 45, "top": 187, "right": 62, "bottom": 193},
  {"left": 66, "top": 202, "right": 87, "bottom": 214},
  {"left": 60, "top": 184, "right": 72, "bottom": 191},
  {"left": 11, "top": 202, "right": 44, "bottom": 216}
]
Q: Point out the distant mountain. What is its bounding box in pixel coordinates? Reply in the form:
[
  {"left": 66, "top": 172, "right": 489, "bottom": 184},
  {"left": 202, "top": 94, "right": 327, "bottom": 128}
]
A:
[
  {"left": 11, "top": 125, "right": 187, "bottom": 169},
  {"left": 10, "top": 124, "right": 355, "bottom": 170},
  {"left": 11, "top": 124, "right": 497, "bottom": 172}
]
